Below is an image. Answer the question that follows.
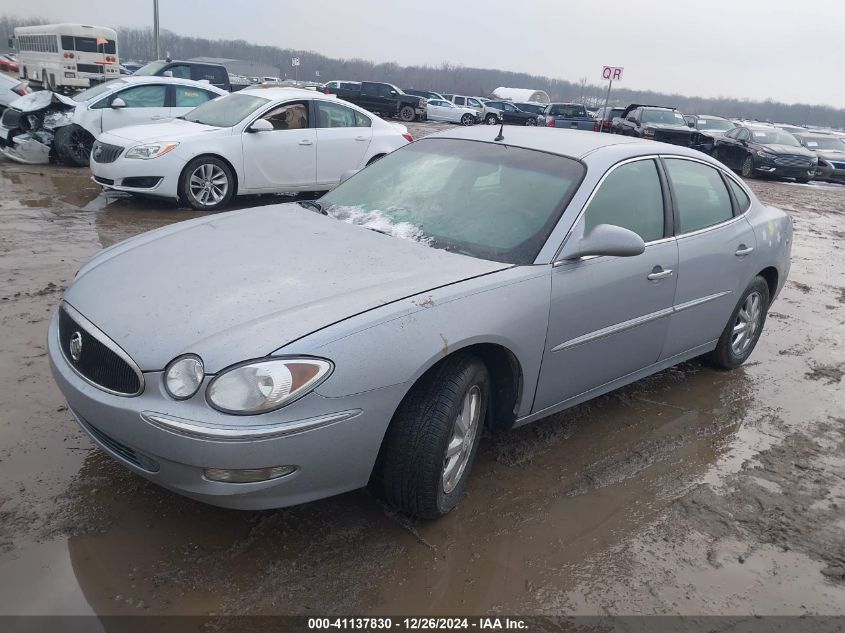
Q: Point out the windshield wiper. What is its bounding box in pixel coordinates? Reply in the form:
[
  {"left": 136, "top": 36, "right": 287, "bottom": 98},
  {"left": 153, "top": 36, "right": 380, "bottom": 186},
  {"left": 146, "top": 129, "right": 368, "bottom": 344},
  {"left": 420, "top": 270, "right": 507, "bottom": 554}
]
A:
[
  {"left": 365, "top": 227, "right": 390, "bottom": 235},
  {"left": 298, "top": 200, "right": 327, "bottom": 215}
]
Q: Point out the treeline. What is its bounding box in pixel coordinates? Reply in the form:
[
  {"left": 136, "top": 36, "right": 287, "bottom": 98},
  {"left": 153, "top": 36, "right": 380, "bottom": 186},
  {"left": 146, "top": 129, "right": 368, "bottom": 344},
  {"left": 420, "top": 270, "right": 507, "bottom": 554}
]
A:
[{"left": 2, "top": 14, "right": 844, "bottom": 128}]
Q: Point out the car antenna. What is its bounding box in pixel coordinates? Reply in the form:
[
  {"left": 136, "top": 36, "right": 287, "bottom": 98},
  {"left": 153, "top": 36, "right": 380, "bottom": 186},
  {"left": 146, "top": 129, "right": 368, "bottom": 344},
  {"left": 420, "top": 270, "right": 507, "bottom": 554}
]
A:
[{"left": 494, "top": 118, "right": 505, "bottom": 142}]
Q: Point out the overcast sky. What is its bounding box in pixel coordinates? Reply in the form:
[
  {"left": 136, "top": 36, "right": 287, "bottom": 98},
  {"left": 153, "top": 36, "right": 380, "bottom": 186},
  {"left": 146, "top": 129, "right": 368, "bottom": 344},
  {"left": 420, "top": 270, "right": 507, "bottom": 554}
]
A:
[{"left": 6, "top": 0, "right": 845, "bottom": 107}]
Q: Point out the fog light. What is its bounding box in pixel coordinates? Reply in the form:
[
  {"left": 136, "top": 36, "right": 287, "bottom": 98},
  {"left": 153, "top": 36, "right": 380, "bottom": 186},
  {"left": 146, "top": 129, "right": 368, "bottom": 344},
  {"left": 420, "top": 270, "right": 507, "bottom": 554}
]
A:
[{"left": 204, "top": 465, "right": 296, "bottom": 483}]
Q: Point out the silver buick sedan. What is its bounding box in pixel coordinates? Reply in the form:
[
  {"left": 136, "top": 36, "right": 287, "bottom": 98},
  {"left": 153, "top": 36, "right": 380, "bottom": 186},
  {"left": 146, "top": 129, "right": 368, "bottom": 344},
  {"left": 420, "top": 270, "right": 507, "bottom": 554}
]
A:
[{"left": 48, "top": 127, "right": 792, "bottom": 519}]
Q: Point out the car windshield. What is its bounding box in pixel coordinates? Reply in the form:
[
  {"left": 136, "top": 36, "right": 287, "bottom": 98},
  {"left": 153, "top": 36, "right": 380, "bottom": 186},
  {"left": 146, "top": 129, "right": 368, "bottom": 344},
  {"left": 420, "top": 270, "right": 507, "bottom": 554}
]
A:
[
  {"left": 801, "top": 137, "right": 845, "bottom": 150},
  {"left": 750, "top": 129, "right": 801, "bottom": 146},
  {"left": 319, "top": 138, "right": 585, "bottom": 265},
  {"left": 183, "top": 93, "right": 270, "bottom": 127},
  {"left": 697, "top": 117, "right": 734, "bottom": 131},
  {"left": 72, "top": 79, "right": 127, "bottom": 102},
  {"left": 133, "top": 61, "right": 169, "bottom": 76},
  {"left": 641, "top": 109, "right": 686, "bottom": 124}
]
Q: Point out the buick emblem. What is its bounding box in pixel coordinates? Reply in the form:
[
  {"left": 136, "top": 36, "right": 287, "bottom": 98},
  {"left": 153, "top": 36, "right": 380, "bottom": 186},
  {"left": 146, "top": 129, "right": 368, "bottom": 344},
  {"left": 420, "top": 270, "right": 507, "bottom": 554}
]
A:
[{"left": 69, "top": 331, "right": 83, "bottom": 362}]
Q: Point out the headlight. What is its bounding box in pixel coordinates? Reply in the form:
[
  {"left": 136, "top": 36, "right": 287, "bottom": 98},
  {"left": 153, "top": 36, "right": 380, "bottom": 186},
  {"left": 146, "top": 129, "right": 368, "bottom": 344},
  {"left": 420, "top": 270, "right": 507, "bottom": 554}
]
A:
[
  {"left": 125, "top": 142, "right": 179, "bottom": 160},
  {"left": 207, "top": 358, "right": 333, "bottom": 415},
  {"left": 643, "top": 128, "right": 655, "bottom": 137},
  {"left": 756, "top": 150, "right": 776, "bottom": 160},
  {"left": 164, "top": 354, "right": 204, "bottom": 400}
]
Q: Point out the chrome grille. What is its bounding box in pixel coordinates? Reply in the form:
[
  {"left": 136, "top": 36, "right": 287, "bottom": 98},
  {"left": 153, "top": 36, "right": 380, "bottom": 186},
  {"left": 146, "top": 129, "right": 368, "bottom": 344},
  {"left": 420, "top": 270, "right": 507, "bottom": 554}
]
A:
[
  {"left": 774, "top": 155, "right": 812, "bottom": 167},
  {"left": 58, "top": 304, "right": 143, "bottom": 396},
  {"left": 91, "top": 140, "right": 124, "bottom": 164}
]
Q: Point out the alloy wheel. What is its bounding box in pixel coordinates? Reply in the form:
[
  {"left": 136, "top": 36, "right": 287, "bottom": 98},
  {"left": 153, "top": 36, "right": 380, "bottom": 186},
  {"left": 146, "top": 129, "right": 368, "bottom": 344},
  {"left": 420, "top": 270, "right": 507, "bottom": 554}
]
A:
[
  {"left": 441, "top": 385, "right": 481, "bottom": 494},
  {"left": 189, "top": 163, "right": 229, "bottom": 207},
  {"left": 731, "top": 291, "right": 763, "bottom": 357},
  {"left": 68, "top": 129, "right": 92, "bottom": 164}
]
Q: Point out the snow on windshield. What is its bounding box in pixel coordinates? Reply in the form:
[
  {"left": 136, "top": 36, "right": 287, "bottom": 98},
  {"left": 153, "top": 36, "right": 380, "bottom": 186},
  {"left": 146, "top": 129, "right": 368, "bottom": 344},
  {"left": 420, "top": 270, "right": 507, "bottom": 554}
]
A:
[{"left": 325, "top": 205, "right": 432, "bottom": 245}]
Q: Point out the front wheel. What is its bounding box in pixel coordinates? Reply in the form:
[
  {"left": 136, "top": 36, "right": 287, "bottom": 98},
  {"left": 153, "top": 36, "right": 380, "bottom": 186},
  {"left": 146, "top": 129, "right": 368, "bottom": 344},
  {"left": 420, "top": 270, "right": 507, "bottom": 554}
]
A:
[
  {"left": 180, "top": 157, "right": 235, "bottom": 211},
  {"left": 399, "top": 105, "right": 416, "bottom": 122},
  {"left": 741, "top": 155, "right": 756, "bottom": 178},
  {"left": 460, "top": 113, "right": 474, "bottom": 126},
  {"left": 796, "top": 175, "right": 811, "bottom": 184},
  {"left": 375, "top": 354, "right": 489, "bottom": 518},
  {"left": 54, "top": 125, "right": 94, "bottom": 167},
  {"left": 708, "top": 276, "right": 770, "bottom": 369}
]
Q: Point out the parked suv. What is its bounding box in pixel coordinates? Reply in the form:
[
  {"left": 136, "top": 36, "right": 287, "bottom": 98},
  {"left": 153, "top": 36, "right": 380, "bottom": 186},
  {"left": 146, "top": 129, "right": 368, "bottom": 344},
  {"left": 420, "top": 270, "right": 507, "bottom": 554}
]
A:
[
  {"left": 133, "top": 59, "right": 232, "bottom": 92},
  {"left": 482, "top": 100, "right": 539, "bottom": 126},
  {"left": 323, "top": 81, "right": 426, "bottom": 122},
  {"left": 593, "top": 105, "right": 625, "bottom": 132},
  {"left": 613, "top": 104, "right": 693, "bottom": 146},
  {"left": 447, "top": 95, "right": 489, "bottom": 120}
]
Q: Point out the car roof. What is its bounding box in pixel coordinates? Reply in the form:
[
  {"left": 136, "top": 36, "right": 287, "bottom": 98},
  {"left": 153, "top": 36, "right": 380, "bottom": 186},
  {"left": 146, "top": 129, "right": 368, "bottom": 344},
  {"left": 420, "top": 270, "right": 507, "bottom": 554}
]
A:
[
  {"left": 112, "top": 75, "right": 226, "bottom": 91},
  {"left": 425, "top": 126, "right": 709, "bottom": 161},
  {"left": 239, "top": 86, "right": 338, "bottom": 100}
]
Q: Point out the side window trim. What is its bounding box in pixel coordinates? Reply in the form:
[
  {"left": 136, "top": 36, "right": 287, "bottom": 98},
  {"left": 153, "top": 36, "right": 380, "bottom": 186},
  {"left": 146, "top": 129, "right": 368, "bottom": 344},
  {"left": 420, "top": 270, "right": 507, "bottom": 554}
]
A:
[{"left": 659, "top": 155, "right": 745, "bottom": 238}]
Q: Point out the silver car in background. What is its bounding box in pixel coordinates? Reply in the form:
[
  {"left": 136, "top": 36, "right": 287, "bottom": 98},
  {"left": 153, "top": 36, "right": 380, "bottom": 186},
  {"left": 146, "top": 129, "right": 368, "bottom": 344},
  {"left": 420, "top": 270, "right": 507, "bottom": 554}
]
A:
[{"left": 48, "top": 128, "right": 792, "bottom": 519}]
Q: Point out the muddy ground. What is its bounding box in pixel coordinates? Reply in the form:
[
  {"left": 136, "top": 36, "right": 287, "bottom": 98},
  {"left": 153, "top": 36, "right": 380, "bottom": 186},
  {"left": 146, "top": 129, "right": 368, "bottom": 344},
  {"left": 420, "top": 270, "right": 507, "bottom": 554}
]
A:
[{"left": 0, "top": 122, "right": 844, "bottom": 623}]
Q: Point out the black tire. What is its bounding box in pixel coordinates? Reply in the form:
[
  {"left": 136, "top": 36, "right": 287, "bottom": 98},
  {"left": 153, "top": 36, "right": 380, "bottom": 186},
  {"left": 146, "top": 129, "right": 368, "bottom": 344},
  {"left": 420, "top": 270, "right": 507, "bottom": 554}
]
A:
[
  {"left": 54, "top": 125, "right": 94, "bottom": 167},
  {"left": 460, "top": 113, "right": 474, "bottom": 126},
  {"left": 485, "top": 113, "right": 499, "bottom": 125},
  {"left": 525, "top": 118, "right": 537, "bottom": 126},
  {"left": 179, "top": 156, "right": 235, "bottom": 211},
  {"left": 375, "top": 354, "right": 489, "bottom": 519},
  {"left": 796, "top": 176, "right": 811, "bottom": 184},
  {"left": 399, "top": 105, "right": 415, "bottom": 122},
  {"left": 741, "top": 154, "right": 756, "bottom": 179},
  {"left": 707, "top": 276, "right": 770, "bottom": 370}
]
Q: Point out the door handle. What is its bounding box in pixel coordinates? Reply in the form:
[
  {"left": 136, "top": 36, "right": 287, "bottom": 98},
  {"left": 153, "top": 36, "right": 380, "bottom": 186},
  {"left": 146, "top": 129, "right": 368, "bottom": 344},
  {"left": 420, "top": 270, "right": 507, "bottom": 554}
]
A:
[
  {"left": 735, "top": 245, "right": 754, "bottom": 257},
  {"left": 647, "top": 267, "right": 674, "bottom": 281},
  {"left": 151, "top": 115, "right": 167, "bottom": 120},
  {"left": 354, "top": 135, "right": 368, "bottom": 141},
  {"left": 298, "top": 139, "right": 313, "bottom": 146}
]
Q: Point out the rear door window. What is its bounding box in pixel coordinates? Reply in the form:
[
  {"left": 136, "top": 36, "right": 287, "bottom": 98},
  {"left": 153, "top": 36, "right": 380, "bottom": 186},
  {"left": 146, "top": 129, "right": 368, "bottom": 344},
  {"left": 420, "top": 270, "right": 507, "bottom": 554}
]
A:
[
  {"left": 454, "top": 97, "right": 465, "bottom": 105},
  {"left": 584, "top": 159, "right": 665, "bottom": 243},
  {"left": 726, "top": 178, "right": 751, "bottom": 213},
  {"left": 664, "top": 158, "right": 734, "bottom": 233},
  {"left": 114, "top": 84, "right": 167, "bottom": 107}
]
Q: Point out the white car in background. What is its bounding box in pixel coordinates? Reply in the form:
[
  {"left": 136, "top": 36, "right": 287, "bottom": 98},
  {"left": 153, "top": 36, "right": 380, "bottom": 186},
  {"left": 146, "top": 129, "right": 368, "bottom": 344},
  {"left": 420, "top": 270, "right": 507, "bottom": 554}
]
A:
[
  {"left": 0, "top": 76, "right": 225, "bottom": 166},
  {"left": 90, "top": 87, "right": 413, "bottom": 210},
  {"left": 425, "top": 98, "right": 478, "bottom": 126}
]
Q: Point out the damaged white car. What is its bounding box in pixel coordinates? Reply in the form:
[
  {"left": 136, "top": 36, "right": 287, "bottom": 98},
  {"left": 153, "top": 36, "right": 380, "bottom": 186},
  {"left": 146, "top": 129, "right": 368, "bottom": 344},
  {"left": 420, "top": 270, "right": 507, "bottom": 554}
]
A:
[{"left": 0, "top": 77, "right": 225, "bottom": 166}]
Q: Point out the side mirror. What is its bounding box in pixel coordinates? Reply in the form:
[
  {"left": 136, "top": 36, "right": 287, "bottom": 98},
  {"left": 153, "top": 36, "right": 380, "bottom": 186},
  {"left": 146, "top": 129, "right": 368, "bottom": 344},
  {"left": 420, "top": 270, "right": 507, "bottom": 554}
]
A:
[
  {"left": 339, "top": 169, "right": 359, "bottom": 184},
  {"left": 559, "top": 223, "right": 645, "bottom": 261},
  {"left": 110, "top": 97, "right": 126, "bottom": 109},
  {"left": 163, "top": 70, "right": 173, "bottom": 78},
  {"left": 248, "top": 118, "right": 274, "bottom": 132}
]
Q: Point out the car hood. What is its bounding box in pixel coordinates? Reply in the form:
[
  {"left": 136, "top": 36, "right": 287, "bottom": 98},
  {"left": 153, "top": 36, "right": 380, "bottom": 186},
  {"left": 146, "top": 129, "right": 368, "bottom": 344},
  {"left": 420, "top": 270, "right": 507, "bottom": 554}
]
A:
[
  {"left": 8, "top": 89, "right": 76, "bottom": 113},
  {"left": 645, "top": 123, "right": 692, "bottom": 132},
  {"left": 102, "top": 118, "right": 222, "bottom": 143},
  {"left": 64, "top": 204, "right": 508, "bottom": 372},
  {"left": 759, "top": 143, "right": 814, "bottom": 156}
]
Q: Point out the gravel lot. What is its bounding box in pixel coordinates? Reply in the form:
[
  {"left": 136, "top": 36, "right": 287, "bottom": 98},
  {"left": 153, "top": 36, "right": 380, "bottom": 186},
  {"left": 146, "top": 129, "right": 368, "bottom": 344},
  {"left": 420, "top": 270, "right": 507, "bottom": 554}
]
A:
[{"left": 0, "top": 121, "right": 843, "bottom": 618}]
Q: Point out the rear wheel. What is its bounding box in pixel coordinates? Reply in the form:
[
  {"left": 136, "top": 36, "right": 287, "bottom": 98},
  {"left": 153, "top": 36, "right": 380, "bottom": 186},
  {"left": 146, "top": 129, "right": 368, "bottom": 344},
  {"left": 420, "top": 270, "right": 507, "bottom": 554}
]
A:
[
  {"left": 485, "top": 113, "right": 499, "bottom": 125},
  {"left": 525, "top": 118, "right": 537, "bottom": 126},
  {"left": 460, "top": 113, "right": 474, "bottom": 126},
  {"left": 399, "top": 105, "right": 415, "bottom": 122},
  {"left": 741, "top": 155, "right": 756, "bottom": 178},
  {"left": 54, "top": 125, "right": 94, "bottom": 167},
  {"left": 179, "top": 157, "right": 235, "bottom": 211},
  {"left": 708, "top": 276, "right": 769, "bottom": 369},
  {"left": 375, "top": 353, "right": 489, "bottom": 518}
]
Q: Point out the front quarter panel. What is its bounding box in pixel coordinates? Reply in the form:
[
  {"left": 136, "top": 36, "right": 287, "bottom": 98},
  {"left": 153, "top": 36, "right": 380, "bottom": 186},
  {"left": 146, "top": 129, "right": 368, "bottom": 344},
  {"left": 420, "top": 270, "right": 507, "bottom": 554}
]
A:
[{"left": 277, "top": 266, "right": 551, "bottom": 419}]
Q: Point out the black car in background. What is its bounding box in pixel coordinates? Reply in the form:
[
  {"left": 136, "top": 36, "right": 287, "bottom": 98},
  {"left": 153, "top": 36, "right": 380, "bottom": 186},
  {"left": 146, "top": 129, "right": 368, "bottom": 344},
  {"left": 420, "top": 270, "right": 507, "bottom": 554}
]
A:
[
  {"left": 793, "top": 132, "right": 845, "bottom": 183},
  {"left": 684, "top": 114, "right": 737, "bottom": 153},
  {"left": 712, "top": 125, "right": 817, "bottom": 182},
  {"left": 594, "top": 105, "right": 625, "bottom": 132},
  {"left": 133, "top": 59, "right": 232, "bottom": 91},
  {"left": 483, "top": 101, "right": 540, "bottom": 126},
  {"left": 323, "top": 81, "right": 426, "bottom": 121},
  {"left": 613, "top": 104, "right": 693, "bottom": 146}
]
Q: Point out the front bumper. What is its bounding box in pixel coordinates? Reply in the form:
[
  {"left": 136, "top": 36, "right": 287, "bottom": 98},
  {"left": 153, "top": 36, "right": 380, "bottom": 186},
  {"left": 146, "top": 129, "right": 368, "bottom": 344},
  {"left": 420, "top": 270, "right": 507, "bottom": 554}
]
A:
[
  {"left": 90, "top": 152, "right": 185, "bottom": 200},
  {"left": 814, "top": 161, "right": 845, "bottom": 183},
  {"left": 48, "top": 311, "right": 405, "bottom": 510},
  {"left": 754, "top": 162, "right": 815, "bottom": 179}
]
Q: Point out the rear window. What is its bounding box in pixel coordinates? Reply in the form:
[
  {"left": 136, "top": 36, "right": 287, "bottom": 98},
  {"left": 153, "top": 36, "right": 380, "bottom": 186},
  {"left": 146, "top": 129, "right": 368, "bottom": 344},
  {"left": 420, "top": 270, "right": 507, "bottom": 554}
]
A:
[
  {"left": 664, "top": 159, "right": 734, "bottom": 233},
  {"left": 548, "top": 104, "right": 586, "bottom": 117}
]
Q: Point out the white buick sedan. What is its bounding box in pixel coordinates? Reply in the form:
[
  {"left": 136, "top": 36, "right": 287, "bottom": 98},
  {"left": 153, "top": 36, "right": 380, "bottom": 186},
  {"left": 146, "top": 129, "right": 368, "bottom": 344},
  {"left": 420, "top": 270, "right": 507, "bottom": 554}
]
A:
[{"left": 90, "top": 87, "right": 413, "bottom": 210}]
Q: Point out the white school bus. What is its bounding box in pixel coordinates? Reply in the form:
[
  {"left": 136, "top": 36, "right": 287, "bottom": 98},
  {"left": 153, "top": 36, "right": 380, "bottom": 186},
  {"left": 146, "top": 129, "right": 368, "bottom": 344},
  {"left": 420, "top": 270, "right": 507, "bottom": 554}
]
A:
[{"left": 10, "top": 23, "right": 120, "bottom": 91}]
